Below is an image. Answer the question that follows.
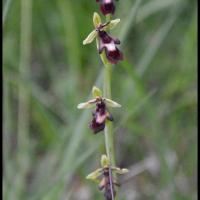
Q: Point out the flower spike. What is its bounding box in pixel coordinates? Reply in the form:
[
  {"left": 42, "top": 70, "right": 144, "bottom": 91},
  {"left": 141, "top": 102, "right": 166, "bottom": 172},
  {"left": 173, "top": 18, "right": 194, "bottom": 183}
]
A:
[{"left": 81, "top": 1, "right": 128, "bottom": 199}]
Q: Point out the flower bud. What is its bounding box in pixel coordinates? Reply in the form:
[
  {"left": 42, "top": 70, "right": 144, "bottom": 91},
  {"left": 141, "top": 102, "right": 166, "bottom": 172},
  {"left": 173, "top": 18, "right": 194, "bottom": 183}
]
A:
[{"left": 96, "top": 0, "right": 116, "bottom": 16}]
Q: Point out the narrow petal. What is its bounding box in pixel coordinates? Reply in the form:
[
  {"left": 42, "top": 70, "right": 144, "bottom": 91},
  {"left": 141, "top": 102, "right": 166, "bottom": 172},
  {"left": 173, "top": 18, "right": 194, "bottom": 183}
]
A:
[
  {"left": 113, "top": 38, "right": 120, "bottom": 44},
  {"left": 98, "top": 178, "right": 106, "bottom": 191},
  {"left": 83, "top": 30, "right": 98, "bottom": 45},
  {"left": 105, "top": 98, "right": 121, "bottom": 108},
  {"left": 106, "top": 112, "right": 114, "bottom": 121}
]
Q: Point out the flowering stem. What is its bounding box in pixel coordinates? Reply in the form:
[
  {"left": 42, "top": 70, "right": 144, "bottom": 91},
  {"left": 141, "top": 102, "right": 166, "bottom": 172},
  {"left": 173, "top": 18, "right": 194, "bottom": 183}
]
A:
[
  {"left": 103, "top": 56, "right": 117, "bottom": 200},
  {"left": 99, "top": 14, "right": 117, "bottom": 200},
  {"left": 103, "top": 60, "right": 115, "bottom": 167}
]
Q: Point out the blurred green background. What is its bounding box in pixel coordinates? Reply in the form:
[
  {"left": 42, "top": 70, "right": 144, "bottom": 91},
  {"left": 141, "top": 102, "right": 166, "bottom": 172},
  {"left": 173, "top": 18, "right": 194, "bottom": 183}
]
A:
[{"left": 3, "top": 0, "right": 197, "bottom": 200}]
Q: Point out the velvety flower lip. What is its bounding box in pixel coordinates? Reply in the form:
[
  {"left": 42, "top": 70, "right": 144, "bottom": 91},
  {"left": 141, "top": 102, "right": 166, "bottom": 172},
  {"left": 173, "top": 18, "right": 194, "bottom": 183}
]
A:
[
  {"left": 98, "top": 30, "right": 123, "bottom": 64},
  {"left": 96, "top": 0, "right": 116, "bottom": 16},
  {"left": 90, "top": 117, "right": 105, "bottom": 134}
]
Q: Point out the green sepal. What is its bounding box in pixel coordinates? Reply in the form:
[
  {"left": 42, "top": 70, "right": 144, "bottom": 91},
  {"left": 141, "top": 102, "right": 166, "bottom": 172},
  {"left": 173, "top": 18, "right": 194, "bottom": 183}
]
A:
[
  {"left": 107, "top": 19, "right": 120, "bottom": 30},
  {"left": 101, "top": 154, "right": 110, "bottom": 168},
  {"left": 93, "top": 12, "right": 102, "bottom": 27},
  {"left": 104, "top": 98, "right": 121, "bottom": 108},
  {"left": 77, "top": 99, "right": 97, "bottom": 109},
  {"left": 83, "top": 30, "right": 98, "bottom": 45},
  {"left": 86, "top": 168, "right": 103, "bottom": 180},
  {"left": 92, "top": 86, "right": 102, "bottom": 98},
  {"left": 111, "top": 167, "right": 129, "bottom": 174}
]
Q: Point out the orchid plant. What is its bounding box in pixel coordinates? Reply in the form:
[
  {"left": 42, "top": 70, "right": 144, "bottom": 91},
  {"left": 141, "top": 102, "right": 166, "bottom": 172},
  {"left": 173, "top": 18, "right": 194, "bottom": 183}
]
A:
[{"left": 78, "top": 1, "right": 128, "bottom": 199}]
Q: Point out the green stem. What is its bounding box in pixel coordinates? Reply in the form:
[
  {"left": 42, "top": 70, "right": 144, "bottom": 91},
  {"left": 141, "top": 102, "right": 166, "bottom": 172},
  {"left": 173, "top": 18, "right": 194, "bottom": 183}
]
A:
[
  {"left": 100, "top": 42, "right": 117, "bottom": 200},
  {"left": 99, "top": 14, "right": 117, "bottom": 200},
  {"left": 103, "top": 59, "right": 116, "bottom": 166},
  {"left": 98, "top": 14, "right": 116, "bottom": 167}
]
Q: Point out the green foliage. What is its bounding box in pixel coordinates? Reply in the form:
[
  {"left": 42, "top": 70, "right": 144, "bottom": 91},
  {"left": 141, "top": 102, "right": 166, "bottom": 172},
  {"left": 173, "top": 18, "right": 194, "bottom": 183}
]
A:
[{"left": 3, "top": 0, "right": 197, "bottom": 199}]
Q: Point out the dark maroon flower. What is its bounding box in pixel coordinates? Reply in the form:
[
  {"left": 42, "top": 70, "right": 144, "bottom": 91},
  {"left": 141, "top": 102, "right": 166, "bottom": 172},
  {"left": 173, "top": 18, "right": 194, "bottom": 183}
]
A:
[
  {"left": 98, "top": 167, "right": 118, "bottom": 200},
  {"left": 98, "top": 30, "right": 123, "bottom": 64},
  {"left": 96, "top": 0, "right": 116, "bottom": 15},
  {"left": 89, "top": 99, "right": 113, "bottom": 134},
  {"left": 86, "top": 155, "right": 128, "bottom": 200},
  {"left": 78, "top": 86, "right": 121, "bottom": 134}
]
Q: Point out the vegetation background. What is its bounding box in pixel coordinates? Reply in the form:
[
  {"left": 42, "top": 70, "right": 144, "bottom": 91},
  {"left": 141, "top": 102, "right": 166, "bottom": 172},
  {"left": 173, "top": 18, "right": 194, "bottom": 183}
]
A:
[{"left": 3, "top": 0, "right": 197, "bottom": 199}]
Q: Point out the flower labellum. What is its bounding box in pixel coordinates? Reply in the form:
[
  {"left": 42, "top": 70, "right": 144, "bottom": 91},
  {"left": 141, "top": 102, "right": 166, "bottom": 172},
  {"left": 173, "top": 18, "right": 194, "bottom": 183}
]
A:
[
  {"left": 96, "top": 0, "right": 116, "bottom": 16},
  {"left": 98, "top": 30, "right": 123, "bottom": 64}
]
